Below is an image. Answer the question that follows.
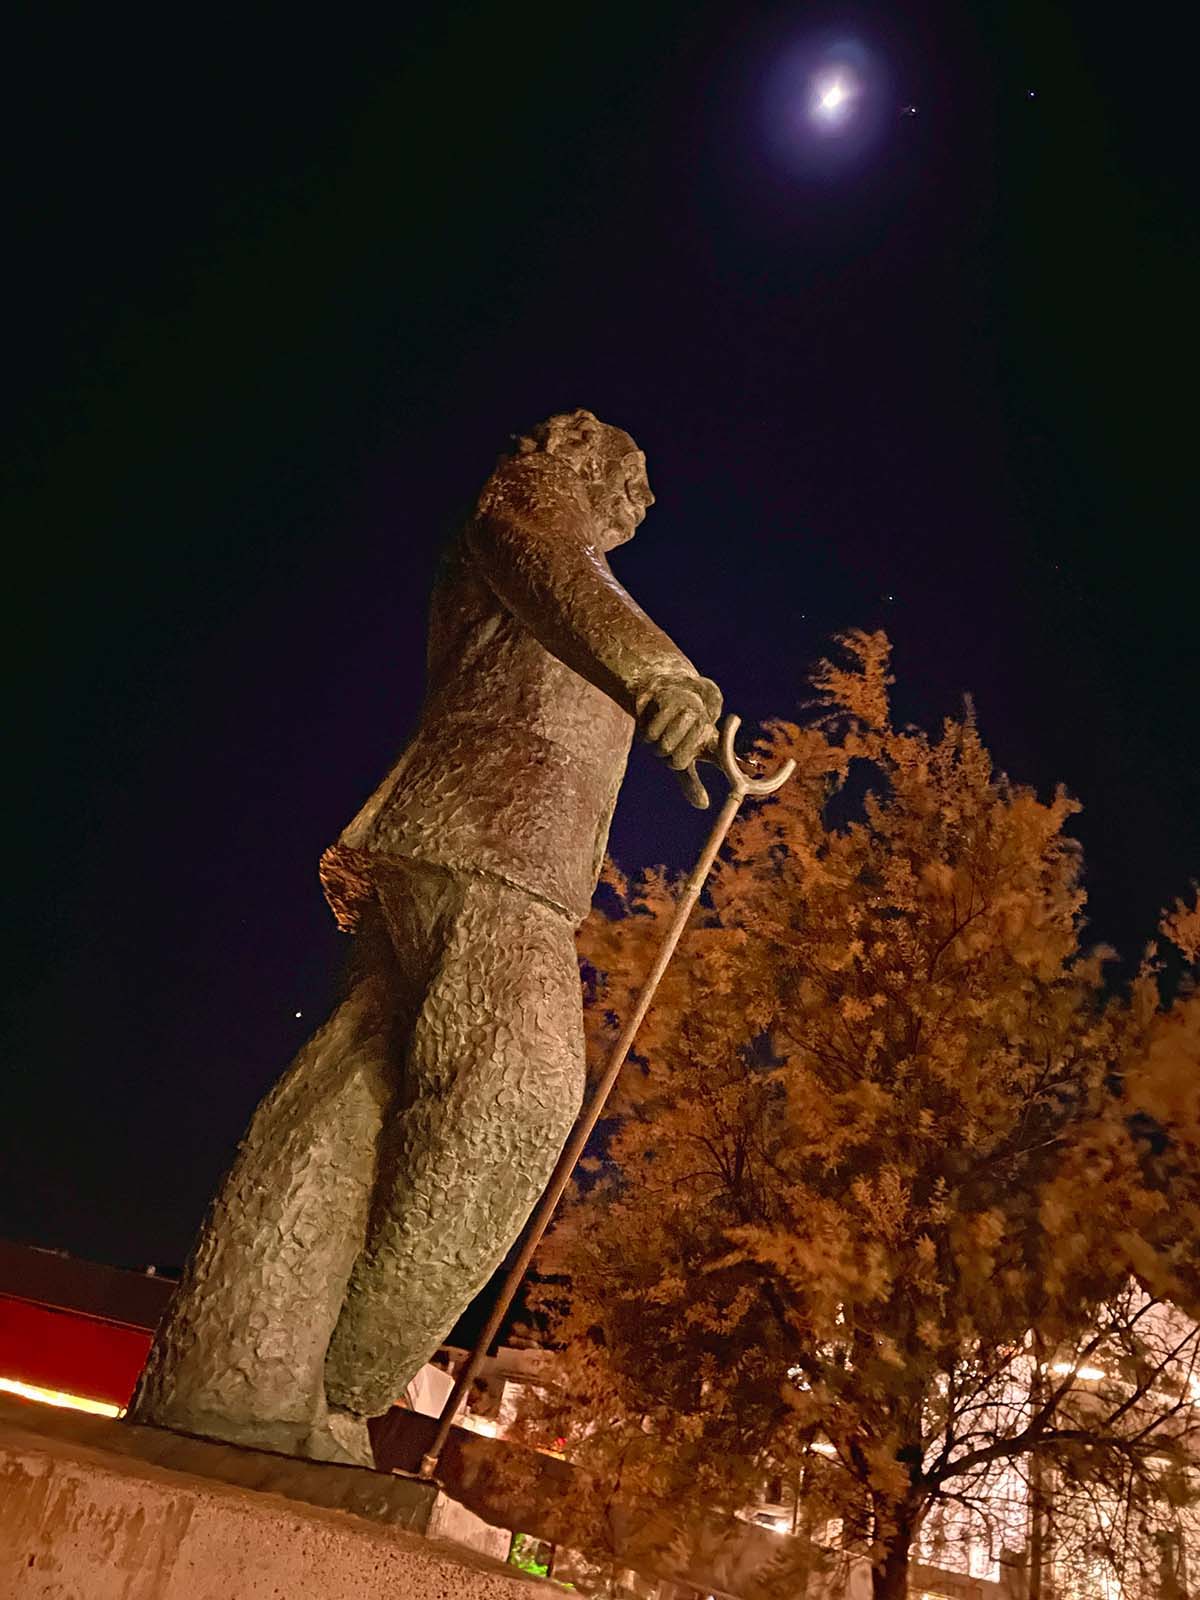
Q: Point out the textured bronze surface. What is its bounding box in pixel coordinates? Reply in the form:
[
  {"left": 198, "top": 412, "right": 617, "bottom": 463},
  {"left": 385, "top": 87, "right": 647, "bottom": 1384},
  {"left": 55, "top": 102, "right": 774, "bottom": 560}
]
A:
[{"left": 129, "top": 409, "right": 721, "bottom": 1459}]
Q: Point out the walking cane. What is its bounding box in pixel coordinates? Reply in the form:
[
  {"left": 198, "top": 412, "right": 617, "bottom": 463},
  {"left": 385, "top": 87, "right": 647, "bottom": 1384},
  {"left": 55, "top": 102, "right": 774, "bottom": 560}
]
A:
[{"left": 418, "top": 714, "right": 796, "bottom": 1480}]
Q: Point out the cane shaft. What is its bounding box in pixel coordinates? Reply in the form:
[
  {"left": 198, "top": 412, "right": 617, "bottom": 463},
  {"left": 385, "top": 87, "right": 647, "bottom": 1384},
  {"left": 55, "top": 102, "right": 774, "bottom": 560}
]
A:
[{"left": 419, "top": 785, "right": 743, "bottom": 1478}]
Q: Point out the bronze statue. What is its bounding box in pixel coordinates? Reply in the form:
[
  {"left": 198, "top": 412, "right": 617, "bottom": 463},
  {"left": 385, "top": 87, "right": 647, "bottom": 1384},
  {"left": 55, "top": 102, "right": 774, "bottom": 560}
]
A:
[{"left": 130, "top": 409, "right": 722, "bottom": 1465}]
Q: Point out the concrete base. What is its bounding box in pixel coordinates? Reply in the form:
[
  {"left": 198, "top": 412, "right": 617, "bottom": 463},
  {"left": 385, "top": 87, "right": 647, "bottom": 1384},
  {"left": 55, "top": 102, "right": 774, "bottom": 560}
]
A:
[{"left": 0, "top": 1393, "right": 543, "bottom": 1600}]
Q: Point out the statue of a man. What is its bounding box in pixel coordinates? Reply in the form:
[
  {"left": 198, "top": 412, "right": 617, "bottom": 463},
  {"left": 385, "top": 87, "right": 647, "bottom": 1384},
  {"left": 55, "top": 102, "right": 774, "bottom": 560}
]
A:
[{"left": 130, "top": 409, "right": 722, "bottom": 1464}]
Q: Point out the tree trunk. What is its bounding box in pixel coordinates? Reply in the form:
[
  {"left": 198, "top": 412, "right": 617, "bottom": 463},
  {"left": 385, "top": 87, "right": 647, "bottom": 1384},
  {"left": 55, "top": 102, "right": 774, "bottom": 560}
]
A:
[
  {"left": 871, "top": 1501, "right": 918, "bottom": 1600},
  {"left": 1028, "top": 1330, "right": 1053, "bottom": 1600},
  {"left": 1028, "top": 1449, "right": 1048, "bottom": 1600}
]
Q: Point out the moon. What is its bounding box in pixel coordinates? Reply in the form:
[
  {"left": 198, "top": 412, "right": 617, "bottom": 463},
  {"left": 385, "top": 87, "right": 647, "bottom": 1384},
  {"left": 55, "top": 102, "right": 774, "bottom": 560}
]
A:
[
  {"left": 810, "top": 69, "right": 860, "bottom": 129},
  {"left": 762, "top": 33, "right": 891, "bottom": 175}
]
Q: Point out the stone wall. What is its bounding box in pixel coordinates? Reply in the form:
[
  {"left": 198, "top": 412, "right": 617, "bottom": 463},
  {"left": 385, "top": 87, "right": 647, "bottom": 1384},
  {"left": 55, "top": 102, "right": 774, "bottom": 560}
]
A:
[{"left": 0, "top": 1393, "right": 542, "bottom": 1600}]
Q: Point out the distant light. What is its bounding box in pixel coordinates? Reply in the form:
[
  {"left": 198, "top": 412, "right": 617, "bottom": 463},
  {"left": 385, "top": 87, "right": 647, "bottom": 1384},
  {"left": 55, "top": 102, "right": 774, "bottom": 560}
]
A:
[
  {"left": 821, "top": 81, "right": 846, "bottom": 110},
  {"left": 462, "top": 1414, "right": 498, "bottom": 1437},
  {"left": 0, "top": 1376, "right": 122, "bottom": 1418},
  {"left": 295, "top": 1011, "right": 303, "bottom": 1018},
  {"left": 901, "top": 104, "right": 918, "bottom": 116},
  {"left": 1027, "top": 89, "right": 1037, "bottom": 98},
  {"left": 1051, "top": 1361, "right": 1105, "bottom": 1381}
]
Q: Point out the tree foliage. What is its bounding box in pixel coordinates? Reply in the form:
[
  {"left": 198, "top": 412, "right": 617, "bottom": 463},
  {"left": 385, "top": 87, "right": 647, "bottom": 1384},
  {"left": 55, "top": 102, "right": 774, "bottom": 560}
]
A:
[{"left": 528, "top": 633, "right": 1200, "bottom": 1599}]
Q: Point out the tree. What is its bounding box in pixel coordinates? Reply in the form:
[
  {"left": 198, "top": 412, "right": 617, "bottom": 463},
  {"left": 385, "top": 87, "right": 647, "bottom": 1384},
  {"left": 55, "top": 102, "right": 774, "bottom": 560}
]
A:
[{"left": 529, "top": 632, "right": 1200, "bottom": 1600}]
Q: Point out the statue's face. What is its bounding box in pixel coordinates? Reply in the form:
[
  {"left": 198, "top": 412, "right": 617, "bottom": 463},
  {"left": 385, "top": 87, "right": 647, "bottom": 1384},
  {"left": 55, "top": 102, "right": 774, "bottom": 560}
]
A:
[{"left": 586, "top": 428, "right": 655, "bottom": 550}]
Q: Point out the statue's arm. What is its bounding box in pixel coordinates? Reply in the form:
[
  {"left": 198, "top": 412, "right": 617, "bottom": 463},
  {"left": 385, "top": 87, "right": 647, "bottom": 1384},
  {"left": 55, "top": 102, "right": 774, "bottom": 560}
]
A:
[{"left": 466, "top": 461, "right": 706, "bottom": 718}]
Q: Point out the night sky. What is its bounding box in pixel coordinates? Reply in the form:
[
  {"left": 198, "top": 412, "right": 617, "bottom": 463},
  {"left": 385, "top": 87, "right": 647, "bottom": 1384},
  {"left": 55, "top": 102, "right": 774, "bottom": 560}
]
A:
[{"left": 5, "top": 2, "right": 1196, "bottom": 1275}]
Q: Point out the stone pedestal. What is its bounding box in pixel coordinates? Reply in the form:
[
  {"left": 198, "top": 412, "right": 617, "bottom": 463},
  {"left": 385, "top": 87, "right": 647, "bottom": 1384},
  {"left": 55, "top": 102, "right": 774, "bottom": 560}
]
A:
[{"left": 0, "top": 1393, "right": 541, "bottom": 1600}]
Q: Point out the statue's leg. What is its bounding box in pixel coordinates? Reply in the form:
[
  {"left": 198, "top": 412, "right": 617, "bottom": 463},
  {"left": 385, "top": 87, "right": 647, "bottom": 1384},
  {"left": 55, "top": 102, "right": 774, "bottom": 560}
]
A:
[
  {"left": 323, "top": 867, "right": 584, "bottom": 1418},
  {"left": 128, "top": 958, "right": 404, "bottom": 1458}
]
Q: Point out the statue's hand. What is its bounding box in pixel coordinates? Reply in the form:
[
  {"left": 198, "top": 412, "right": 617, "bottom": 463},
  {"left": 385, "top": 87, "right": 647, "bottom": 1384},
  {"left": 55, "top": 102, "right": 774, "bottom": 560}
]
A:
[{"left": 635, "top": 674, "right": 722, "bottom": 804}]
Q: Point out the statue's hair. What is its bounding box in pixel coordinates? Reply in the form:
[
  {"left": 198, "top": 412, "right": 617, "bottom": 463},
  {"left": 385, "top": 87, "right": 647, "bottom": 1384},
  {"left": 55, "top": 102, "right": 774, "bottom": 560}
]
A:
[{"left": 512, "top": 408, "right": 608, "bottom": 473}]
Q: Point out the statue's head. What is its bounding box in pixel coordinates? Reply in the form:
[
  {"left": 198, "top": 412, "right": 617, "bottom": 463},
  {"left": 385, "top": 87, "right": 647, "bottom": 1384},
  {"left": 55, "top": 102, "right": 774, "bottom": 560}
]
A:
[{"left": 515, "top": 408, "right": 654, "bottom": 549}]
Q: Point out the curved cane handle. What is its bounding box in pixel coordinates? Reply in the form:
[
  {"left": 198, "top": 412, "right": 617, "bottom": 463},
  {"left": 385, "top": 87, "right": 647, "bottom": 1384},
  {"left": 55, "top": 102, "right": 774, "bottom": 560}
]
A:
[
  {"left": 717, "top": 714, "right": 796, "bottom": 798},
  {"left": 677, "top": 714, "right": 797, "bottom": 807}
]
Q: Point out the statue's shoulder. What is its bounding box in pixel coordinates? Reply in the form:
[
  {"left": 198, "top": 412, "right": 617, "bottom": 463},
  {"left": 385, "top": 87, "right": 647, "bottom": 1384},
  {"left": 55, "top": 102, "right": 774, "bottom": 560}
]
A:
[{"left": 474, "top": 450, "right": 590, "bottom": 531}]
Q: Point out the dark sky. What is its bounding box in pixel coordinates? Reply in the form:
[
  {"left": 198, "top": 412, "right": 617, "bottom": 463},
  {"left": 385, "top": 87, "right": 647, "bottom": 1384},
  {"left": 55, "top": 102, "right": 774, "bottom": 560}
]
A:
[{"left": 4, "top": 1, "right": 1196, "bottom": 1274}]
